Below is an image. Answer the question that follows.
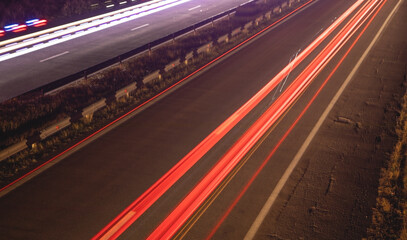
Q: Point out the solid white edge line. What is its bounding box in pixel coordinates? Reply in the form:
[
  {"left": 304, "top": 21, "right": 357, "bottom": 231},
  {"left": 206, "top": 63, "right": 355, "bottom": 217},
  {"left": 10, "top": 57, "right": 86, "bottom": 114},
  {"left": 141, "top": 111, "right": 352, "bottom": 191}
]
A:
[
  {"left": 40, "top": 51, "right": 69, "bottom": 62},
  {"left": 243, "top": 0, "right": 403, "bottom": 239}
]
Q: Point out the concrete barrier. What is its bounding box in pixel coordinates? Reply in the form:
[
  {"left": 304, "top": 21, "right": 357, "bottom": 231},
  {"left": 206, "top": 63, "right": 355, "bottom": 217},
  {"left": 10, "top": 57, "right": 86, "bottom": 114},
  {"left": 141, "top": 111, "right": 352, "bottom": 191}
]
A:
[
  {"left": 143, "top": 70, "right": 161, "bottom": 85},
  {"left": 218, "top": 34, "right": 229, "bottom": 43},
  {"left": 197, "top": 42, "right": 213, "bottom": 54},
  {"left": 40, "top": 117, "right": 71, "bottom": 140},
  {"left": 82, "top": 98, "right": 107, "bottom": 120},
  {"left": 165, "top": 59, "right": 181, "bottom": 72},
  {"left": 115, "top": 82, "right": 137, "bottom": 100},
  {"left": 243, "top": 21, "right": 253, "bottom": 32},
  {"left": 273, "top": 6, "right": 282, "bottom": 14},
  {"left": 255, "top": 16, "right": 263, "bottom": 25},
  {"left": 0, "top": 140, "right": 27, "bottom": 162},
  {"left": 244, "top": 21, "right": 253, "bottom": 32},
  {"left": 185, "top": 51, "right": 194, "bottom": 64},
  {"left": 265, "top": 11, "right": 272, "bottom": 19},
  {"left": 231, "top": 27, "right": 241, "bottom": 37}
]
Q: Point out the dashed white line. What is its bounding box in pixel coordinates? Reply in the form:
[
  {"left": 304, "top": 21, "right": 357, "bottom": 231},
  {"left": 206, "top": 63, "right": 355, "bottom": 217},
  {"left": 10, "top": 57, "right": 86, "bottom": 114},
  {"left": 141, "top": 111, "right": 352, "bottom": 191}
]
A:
[
  {"left": 188, "top": 5, "right": 201, "bottom": 11},
  {"left": 280, "top": 49, "right": 301, "bottom": 92},
  {"left": 131, "top": 23, "right": 150, "bottom": 31},
  {"left": 40, "top": 51, "right": 69, "bottom": 63}
]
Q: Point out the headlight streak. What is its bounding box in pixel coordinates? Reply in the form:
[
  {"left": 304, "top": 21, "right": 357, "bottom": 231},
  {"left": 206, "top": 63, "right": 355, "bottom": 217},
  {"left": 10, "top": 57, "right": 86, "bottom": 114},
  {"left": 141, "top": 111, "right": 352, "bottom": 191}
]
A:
[
  {"left": 4, "top": 24, "right": 18, "bottom": 32},
  {"left": 0, "top": 0, "right": 190, "bottom": 62},
  {"left": 25, "top": 19, "right": 40, "bottom": 26}
]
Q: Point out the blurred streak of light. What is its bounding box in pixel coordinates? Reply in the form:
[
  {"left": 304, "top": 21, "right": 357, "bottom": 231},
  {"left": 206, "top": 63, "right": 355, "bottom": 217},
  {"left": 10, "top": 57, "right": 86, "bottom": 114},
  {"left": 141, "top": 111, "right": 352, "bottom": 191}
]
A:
[
  {"left": 94, "top": 0, "right": 366, "bottom": 239},
  {"left": 0, "top": 0, "right": 189, "bottom": 62},
  {"left": 149, "top": 0, "right": 382, "bottom": 239}
]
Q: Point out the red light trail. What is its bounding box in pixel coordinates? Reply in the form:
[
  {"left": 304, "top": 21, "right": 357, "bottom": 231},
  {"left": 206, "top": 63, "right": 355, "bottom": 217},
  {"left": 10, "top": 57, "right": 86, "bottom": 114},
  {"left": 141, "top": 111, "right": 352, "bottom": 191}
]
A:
[
  {"left": 0, "top": 0, "right": 314, "bottom": 197},
  {"left": 147, "top": 0, "right": 384, "bottom": 239},
  {"left": 207, "top": 1, "right": 387, "bottom": 239},
  {"left": 93, "top": 0, "right": 369, "bottom": 239}
]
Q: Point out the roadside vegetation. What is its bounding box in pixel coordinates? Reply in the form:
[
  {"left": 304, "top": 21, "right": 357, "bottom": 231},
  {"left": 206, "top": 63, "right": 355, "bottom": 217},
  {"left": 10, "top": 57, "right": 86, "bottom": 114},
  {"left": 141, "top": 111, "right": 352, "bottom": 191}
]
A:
[
  {"left": 0, "top": 0, "right": 297, "bottom": 186},
  {"left": 367, "top": 91, "right": 407, "bottom": 239}
]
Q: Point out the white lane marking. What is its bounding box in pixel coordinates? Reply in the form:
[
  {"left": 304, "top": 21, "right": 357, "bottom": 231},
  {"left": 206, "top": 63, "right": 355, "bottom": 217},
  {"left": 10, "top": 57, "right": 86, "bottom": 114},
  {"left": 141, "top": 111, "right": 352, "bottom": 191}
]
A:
[
  {"left": 40, "top": 51, "right": 69, "bottom": 62},
  {"left": 131, "top": 23, "right": 150, "bottom": 31},
  {"left": 271, "top": 55, "right": 294, "bottom": 101},
  {"left": 244, "top": 0, "right": 404, "bottom": 239},
  {"left": 271, "top": 48, "right": 301, "bottom": 101},
  {"left": 188, "top": 5, "right": 201, "bottom": 11},
  {"left": 280, "top": 49, "right": 301, "bottom": 92},
  {"left": 314, "top": 28, "right": 324, "bottom": 37}
]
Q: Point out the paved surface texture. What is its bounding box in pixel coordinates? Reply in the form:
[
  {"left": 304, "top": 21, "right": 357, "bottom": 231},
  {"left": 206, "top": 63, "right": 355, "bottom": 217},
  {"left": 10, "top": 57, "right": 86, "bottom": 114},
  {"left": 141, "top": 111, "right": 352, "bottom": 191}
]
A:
[
  {"left": 189, "top": 0, "right": 406, "bottom": 239},
  {"left": 252, "top": 0, "right": 407, "bottom": 239},
  {"left": 0, "top": 0, "right": 399, "bottom": 239}
]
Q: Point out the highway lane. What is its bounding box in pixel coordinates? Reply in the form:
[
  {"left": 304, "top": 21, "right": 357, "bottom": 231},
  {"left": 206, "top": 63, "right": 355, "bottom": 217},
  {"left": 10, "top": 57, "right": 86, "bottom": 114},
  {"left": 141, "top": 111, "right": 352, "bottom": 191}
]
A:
[
  {"left": 94, "top": 1, "right": 366, "bottom": 237},
  {"left": 147, "top": 0, "right": 382, "bottom": 237},
  {"left": 174, "top": 0, "right": 400, "bottom": 239},
  {"left": 0, "top": 0, "right": 361, "bottom": 239},
  {"left": 0, "top": 0, "right": 251, "bottom": 102}
]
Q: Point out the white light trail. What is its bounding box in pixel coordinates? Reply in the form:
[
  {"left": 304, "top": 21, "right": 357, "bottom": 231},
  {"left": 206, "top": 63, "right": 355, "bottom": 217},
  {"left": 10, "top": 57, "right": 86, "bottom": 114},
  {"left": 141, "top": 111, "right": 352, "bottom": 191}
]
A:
[{"left": 0, "top": 0, "right": 190, "bottom": 62}]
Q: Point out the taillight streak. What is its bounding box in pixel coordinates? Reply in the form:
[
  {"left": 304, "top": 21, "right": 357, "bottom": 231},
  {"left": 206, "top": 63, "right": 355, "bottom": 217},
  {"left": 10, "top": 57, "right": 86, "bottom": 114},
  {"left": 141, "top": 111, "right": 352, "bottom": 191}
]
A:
[
  {"left": 94, "top": 0, "right": 365, "bottom": 238},
  {"left": 147, "top": 0, "right": 382, "bottom": 239},
  {"left": 209, "top": 1, "right": 388, "bottom": 239},
  {"left": 93, "top": 0, "right": 361, "bottom": 238}
]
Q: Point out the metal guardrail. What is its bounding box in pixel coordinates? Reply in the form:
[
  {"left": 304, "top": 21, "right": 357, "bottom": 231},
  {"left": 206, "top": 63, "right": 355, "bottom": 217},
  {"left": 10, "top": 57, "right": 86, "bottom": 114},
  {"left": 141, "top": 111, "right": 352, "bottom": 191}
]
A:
[
  {"left": 24, "top": 5, "right": 249, "bottom": 96},
  {"left": 0, "top": 0, "right": 304, "bottom": 162}
]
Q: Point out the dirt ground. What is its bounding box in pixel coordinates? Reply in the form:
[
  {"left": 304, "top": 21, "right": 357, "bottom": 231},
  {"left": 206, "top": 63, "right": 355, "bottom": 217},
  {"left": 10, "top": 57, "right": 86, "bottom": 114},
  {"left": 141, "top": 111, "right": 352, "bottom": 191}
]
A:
[{"left": 256, "top": 1, "right": 407, "bottom": 240}]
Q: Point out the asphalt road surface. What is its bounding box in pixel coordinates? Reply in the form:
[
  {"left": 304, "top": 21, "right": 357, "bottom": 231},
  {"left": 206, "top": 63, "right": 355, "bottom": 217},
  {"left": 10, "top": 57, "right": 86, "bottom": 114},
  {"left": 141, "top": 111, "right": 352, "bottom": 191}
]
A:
[
  {"left": 0, "top": 0, "right": 395, "bottom": 239},
  {"left": 0, "top": 0, "right": 251, "bottom": 102}
]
